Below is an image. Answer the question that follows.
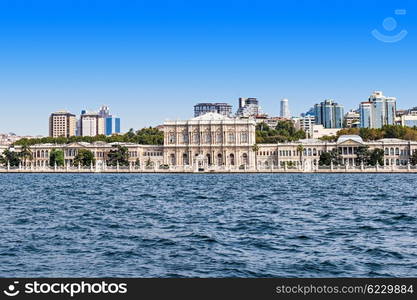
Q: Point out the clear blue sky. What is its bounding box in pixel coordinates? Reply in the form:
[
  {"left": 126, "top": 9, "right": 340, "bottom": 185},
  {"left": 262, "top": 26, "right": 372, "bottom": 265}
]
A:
[{"left": 0, "top": 0, "right": 416, "bottom": 135}]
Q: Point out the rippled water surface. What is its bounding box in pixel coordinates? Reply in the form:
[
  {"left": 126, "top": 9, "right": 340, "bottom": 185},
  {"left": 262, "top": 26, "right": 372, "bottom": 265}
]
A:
[{"left": 1, "top": 174, "right": 417, "bottom": 277}]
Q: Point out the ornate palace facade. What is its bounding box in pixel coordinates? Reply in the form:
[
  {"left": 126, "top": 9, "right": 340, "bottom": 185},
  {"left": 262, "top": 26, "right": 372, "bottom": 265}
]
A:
[
  {"left": 163, "top": 113, "right": 256, "bottom": 169},
  {"left": 3, "top": 113, "right": 417, "bottom": 171}
]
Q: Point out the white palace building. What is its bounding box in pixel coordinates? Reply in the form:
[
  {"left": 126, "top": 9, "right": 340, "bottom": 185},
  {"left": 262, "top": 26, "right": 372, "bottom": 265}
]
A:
[{"left": 2, "top": 113, "right": 417, "bottom": 172}]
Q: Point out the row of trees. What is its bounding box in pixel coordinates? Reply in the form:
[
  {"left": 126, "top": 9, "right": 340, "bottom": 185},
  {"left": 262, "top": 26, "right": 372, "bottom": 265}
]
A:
[
  {"left": 0, "top": 145, "right": 131, "bottom": 167},
  {"left": 320, "top": 125, "right": 417, "bottom": 142},
  {"left": 12, "top": 124, "right": 417, "bottom": 147},
  {"left": 256, "top": 121, "right": 306, "bottom": 143},
  {"left": 318, "top": 146, "right": 386, "bottom": 166},
  {"left": 317, "top": 146, "right": 417, "bottom": 166},
  {"left": 13, "top": 127, "right": 164, "bottom": 146}
]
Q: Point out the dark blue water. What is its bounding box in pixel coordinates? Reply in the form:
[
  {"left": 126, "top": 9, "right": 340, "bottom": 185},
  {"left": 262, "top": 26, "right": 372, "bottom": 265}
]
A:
[{"left": 0, "top": 174, "right": 416, "bottom": 277}]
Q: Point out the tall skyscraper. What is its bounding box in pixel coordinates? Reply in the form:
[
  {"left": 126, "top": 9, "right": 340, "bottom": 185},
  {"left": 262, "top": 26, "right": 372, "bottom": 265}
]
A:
[
  {"left": 115, "top": 118, "right": 121, "bottom": 133},
  {"left": 236, "top": 97, "right": 262, "bottom": 118},
  {"left": 80, "top": 112, "right": 105, "bottom": 136},
  {"left": 280, "top": 98, "right": 291, "bottom": 118},
  {"left": 194, "top": 103, "right": 232, "bottom": 117},
  {"left": 98, "top": 105, "right": 121, "bottom": 135},
  {"left": 359, "top": 91, "right": 397, "bottom": 128},
  {"left": 359, "top": 102, "right": 372, "bottom": 128},
  {"left": 49, "top": 110, "right": 76, "bottom": 138},
  {"left": 313, "top": 99, "right": 344, "bottom": 128}
]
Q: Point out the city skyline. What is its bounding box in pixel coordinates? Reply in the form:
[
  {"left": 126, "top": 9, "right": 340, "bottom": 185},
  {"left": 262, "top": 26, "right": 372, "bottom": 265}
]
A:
[
  {"left": 0, "top": 0, "right": 416, "bottom": 135},
  {"left": 1, "top": 89, "right": 414, "bottom": 137}
]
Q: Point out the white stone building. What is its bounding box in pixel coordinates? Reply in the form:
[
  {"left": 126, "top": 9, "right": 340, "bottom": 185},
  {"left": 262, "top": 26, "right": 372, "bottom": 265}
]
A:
[{"left": 5, "top": 113, "right": 417, "bottom": 171}]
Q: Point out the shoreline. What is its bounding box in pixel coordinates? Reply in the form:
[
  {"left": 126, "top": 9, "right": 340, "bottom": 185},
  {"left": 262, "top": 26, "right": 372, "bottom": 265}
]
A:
[{"left": 1, "top": 169, "right": 417, "bottom": 174}]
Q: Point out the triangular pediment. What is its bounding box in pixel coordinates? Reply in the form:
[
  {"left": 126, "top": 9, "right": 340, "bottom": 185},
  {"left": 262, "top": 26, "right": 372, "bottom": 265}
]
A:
[
  {"left": 65, "top": 142, "right": 91, "bottom": 148},
  {"left": 337, "top": 139, "right": 363, "bottom": 146}
]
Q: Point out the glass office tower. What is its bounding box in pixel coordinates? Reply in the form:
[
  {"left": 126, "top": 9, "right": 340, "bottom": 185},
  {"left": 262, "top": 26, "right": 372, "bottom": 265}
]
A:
[
  {"left": 359, "top": 91, "right": 396, "bottom": 128},
  {"left": 313, "top": 99, "right": 344, "bottom": 128}
]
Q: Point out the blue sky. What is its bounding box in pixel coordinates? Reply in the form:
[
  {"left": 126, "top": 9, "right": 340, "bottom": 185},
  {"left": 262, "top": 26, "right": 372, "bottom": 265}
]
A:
[{"left": 0, "top": 0, "right": 416, "bottom": 135}]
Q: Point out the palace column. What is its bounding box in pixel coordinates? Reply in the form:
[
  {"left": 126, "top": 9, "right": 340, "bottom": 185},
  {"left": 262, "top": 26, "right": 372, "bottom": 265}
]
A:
[
  {"left": 189, "top": 150, "right": 192, "bottom": 166},
  {"left": 176, "top": 150, "right": 180, "bottom": 167}
]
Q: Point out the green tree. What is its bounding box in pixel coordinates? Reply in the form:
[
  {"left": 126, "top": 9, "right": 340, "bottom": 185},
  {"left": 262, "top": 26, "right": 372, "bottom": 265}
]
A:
[
  {"left": 358, "top": 128, "right": 385, "bottom": 141},
  {"left": 145, "top": 157, "right": 153, "bottom": 168},
  {"left": 0, "top": 149, "right": 21, "bottom": 167},
  {"left": 296, "top": 144, "right": 304, "bottom": 166},
  {"left": 19, "top": 144, "right": 33, "bottom": 166},
  {"left": 410, "top": 151, "right": 417, "bottom": 166},
  {"left": 134, "top": 127, "right": 164, "bottom": 145},
  {"left": 319, "top": 135, "right": 337, "bottom": 142},
  {"left": 319, "top": 149, "right": 342, "bottom": 166},
  {"left": 13, "top": 127, "right": 164, "bottom": 146},
  {"left": 368, "top": 148, "right": 384, "bottom": 166},
  {"left": 107, "top": 145, "right": 129, "bottom": 166},
  {"left": 255, "top": 121, "right": 305, "bottom": 144},
  {"left": 356, "top": 145, "right": 370, "bottom": 165},
  {"left": 49, "top": 149, "right": 65, "bottom": 167},
  {"left": 126, "top": 128, "right": 136, "bottom": 140},
  {"left": 382, "top": 125, "right": 407, "bottom": 139},
  {"left": 319, "top": 152, "right": 331, "bottom": 166},
  {"left": 73, "top": 149, "right": 96, "bottom": 167},
  {"left": 252, "top": 144, "right": 259, "bottom": 168}
]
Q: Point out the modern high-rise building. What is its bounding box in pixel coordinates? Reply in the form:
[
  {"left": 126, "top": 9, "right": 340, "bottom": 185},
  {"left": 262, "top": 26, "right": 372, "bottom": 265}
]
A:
[
  {"left": 236, "top": 97, "right": 262, "bottom": 118},
  {"left": 49, "top": 110, "right": 76, "bottom": 138},
  {"left": 194, "top": 103, "right": 232, "bottom": 117},
  {"left": 359, "top": 91, "right": 397, "bottom": 128},
  {"left": 313, "top": 99, "right": 344, "bottom": 128},
  {"left": 359, "top": 102, "right": 372, "bottom": 128},
  {"left": 80, "top": 112, "right": 105, "bottom": 137},
  {"left": 99, "top": 105, "right": 121, "bottom": 135},
  {"left": 115, "top": 117, "right": 121, "bottom": 133},
  {"left": 280, "top": 98, "right": 291, "bottom": 119}
]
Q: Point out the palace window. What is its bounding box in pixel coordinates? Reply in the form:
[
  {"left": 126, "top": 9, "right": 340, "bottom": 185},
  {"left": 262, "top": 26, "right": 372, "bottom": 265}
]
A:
[
  {"left": 170, "top": 154, "right": 176, "bottom": 165},
  {"left": 193, "top": 132, "right": 199, "bottom": 144},
  {"left": 228, "top": 133, "right": 235, "bottom": 143},
  {"left": 217, "top": 153, "right": 223, "bottom": 165},
  {"left": 241, "top": 132, "right": 248, "bottom": 143},
  {"left": 242, "top": 153, "right": 248, "bottom": 165},
  {"left": 183, "top": 153, "right": 189, "bottom": 165},
  {"left": 216, "top": 132, "right": 222, "bottom": 143},
  {"left": 205, "top": 132, "right": 211, "bottom": 143},
  {"left": 168, "top": 133, "right": 176, "bottom": 144},
  {"left": 229, "top": 153, "right": 235, "bottom": 165},
  {"left": 183, "top": 132, "right": 189, "bottom": 143}
]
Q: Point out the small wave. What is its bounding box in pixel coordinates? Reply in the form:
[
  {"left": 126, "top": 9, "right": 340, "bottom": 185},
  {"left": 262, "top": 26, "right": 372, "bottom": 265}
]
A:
[
  {"left": 392, "top": 214, "right": 414, "bottom": 222},
  {"left": 364, "top": 248, "right": 404, "bottom": 259}
]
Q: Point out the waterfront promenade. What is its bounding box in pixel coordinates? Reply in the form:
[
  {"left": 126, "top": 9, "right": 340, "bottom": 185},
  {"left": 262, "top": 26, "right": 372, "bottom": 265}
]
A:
[{"left": 1, "top": 164, "right": 417, "bottom": 173}]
